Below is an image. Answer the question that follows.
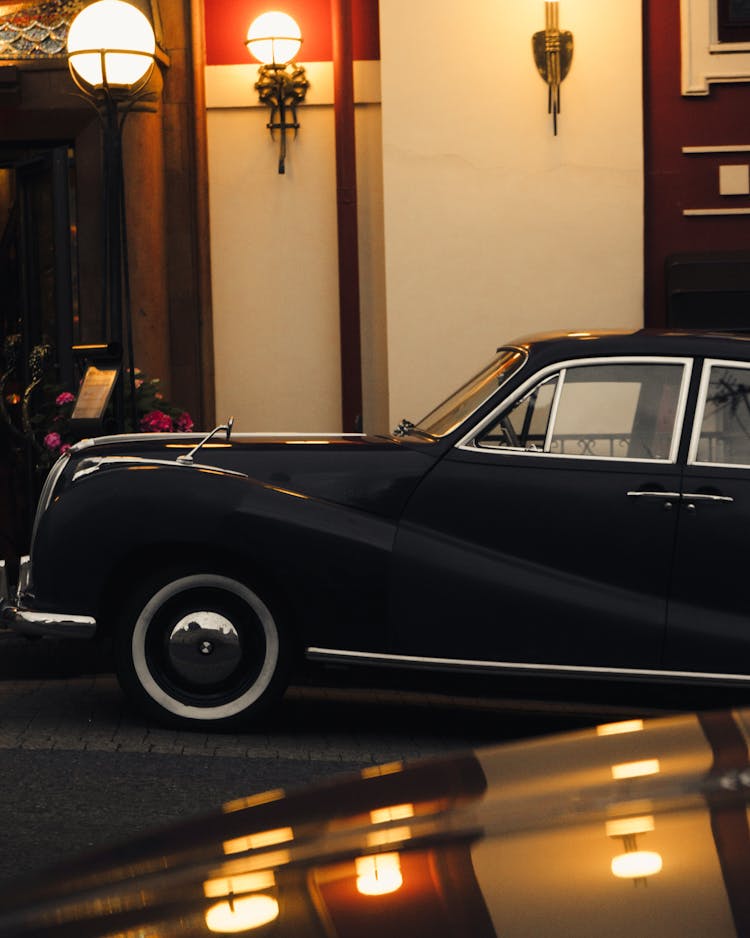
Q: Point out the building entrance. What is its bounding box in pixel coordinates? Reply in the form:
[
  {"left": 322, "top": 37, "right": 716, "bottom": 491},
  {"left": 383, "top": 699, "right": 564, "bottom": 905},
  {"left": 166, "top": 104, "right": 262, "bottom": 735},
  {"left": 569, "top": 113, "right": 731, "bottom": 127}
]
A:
[{"left": 0, "top": 145, "right": 79, "bottom": 566}]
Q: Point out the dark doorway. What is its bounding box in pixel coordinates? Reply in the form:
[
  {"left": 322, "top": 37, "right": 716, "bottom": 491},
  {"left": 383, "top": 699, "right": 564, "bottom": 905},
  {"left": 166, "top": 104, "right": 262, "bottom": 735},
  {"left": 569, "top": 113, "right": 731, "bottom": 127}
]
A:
[{"left": 0, "top": 144, "right": 79, "bottom": 567}]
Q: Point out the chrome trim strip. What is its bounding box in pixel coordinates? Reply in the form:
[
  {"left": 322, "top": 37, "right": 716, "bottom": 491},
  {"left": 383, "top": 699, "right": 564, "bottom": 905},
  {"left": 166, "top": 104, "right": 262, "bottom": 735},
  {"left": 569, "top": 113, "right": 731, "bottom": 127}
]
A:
[
  {"left": 72, "top": 431, "right": 367, "bottom": 452},
  {"left": 544, "top": 367, "right": 565, "bottom": 452},
  {"left": 456, "top": 355, "right": 694, "bottom": 465},
  {"left": 305, "top": 647, "right": 750, "bottom": 684},
  {"left": 72, "top": 456, "right": 248, "bottom": 482},
  {"left": 682, "top": 492, "right": 734, "bottom": 503}
]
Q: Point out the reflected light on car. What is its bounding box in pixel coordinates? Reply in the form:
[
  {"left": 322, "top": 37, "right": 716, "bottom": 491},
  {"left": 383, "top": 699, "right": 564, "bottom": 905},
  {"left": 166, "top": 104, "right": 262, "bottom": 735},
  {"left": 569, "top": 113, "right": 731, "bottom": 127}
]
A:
[
  {"left": 610, "top": 850, "right": 663, "bottom": 880},
  {"left": 204, "top": 871, "right": 279, "bottom": 933},
  {"left": 605, "top": 815, "right": 655, "bottom": 837},
  {"left": 367, "top": 826, "right": 412, "bottom": 848},
  {"left": 596, "top": 719, "right": 645, "bottom": 736},
  {"left": 611, "top": 758, "right": 660, "bottom": 780},
  {"left": 205, "top": 893, "right": 280, "bottom": 933},
  {"left": 223, "top": 826, "right": 294, "bottom": 855},
  {"left": 361, "top": 761, "right": 404, "bottom": 779},
  {"left": 222, "top": 788, "right": 286, "bottom": 813},
  {"left": 370, "top": 804, "right": 415, "bottom": 824},
  {"left": 355, "top": 853, "right": 404, "bottom": 896}
]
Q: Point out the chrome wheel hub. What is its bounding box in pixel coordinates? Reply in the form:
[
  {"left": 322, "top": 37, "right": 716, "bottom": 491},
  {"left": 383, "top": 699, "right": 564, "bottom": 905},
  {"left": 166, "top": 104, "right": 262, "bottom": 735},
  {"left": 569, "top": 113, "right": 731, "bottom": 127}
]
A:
[{"left": 167, "top": 611, "right": 241, "bottom": 686}]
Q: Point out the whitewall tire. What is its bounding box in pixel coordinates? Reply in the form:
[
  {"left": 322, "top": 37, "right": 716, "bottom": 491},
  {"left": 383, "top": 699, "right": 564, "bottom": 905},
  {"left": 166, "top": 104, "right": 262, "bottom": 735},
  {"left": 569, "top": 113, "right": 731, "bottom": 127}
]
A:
[{"left": 114, "top": 572, "right": 289, "bottom": 728}]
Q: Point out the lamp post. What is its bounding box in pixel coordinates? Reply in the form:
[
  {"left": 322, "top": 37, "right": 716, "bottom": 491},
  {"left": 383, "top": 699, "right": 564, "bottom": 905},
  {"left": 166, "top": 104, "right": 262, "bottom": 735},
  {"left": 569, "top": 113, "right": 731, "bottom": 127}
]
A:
[{"left": 67, "top": 0, "right": 156, "bottom": 431}]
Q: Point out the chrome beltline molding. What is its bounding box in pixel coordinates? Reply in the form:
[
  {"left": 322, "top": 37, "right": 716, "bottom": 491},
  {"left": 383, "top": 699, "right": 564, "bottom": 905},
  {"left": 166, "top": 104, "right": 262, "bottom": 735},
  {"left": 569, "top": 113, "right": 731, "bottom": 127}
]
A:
[{"left": 305, "top": 646, "right": 750, "bottom": 684}]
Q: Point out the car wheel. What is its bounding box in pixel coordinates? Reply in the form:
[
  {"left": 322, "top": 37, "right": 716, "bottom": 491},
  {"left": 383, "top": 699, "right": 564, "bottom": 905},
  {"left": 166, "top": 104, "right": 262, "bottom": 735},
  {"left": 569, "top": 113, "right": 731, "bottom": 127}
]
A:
[{"left": 114, "top": 571, "right": 289, "bottom": 729}]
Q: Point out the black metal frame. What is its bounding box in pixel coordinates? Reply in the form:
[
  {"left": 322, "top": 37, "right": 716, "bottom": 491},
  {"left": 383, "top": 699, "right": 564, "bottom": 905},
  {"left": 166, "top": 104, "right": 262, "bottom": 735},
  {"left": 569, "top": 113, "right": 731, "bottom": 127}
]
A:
[{"left": 254, "top": 62, "right": 309, "bottom": 174}]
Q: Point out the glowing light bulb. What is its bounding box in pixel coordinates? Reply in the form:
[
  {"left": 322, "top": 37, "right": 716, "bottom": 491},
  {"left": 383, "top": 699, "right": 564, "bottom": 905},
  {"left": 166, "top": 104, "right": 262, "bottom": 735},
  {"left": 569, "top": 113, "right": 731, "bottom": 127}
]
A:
[
  {"left": 246, "top": 11, "right": 302, "bottom": 65},
  {"left": 67, "top": 0, "right": 155, "bottom": 88}
]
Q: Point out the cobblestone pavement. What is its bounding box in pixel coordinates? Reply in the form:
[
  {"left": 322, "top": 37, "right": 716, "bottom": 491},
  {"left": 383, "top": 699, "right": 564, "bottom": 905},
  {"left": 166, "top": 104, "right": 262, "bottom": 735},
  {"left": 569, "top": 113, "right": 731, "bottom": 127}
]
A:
[
  {"left": 0, "top": 629, "right": 673, "bottom": 765},
  {"left": 3, "top": 629, "right": 745, "bottom": 887}
]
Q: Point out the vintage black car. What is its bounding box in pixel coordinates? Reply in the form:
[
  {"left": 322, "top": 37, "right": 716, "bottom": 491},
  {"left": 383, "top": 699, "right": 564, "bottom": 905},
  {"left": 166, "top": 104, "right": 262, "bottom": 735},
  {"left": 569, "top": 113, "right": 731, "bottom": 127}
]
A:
[
  {"left": 2, "top": 329, "right": 750, "bottom": 729},
  {"left": 0, "top": 708, "right": 748, "bottom": 935}
]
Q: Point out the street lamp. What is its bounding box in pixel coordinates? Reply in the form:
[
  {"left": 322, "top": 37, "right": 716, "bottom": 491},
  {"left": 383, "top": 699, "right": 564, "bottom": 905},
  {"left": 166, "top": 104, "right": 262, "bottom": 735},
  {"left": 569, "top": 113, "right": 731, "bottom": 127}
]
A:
[{"left": 67, "top": 0, "right": 157, "bottom": 431}]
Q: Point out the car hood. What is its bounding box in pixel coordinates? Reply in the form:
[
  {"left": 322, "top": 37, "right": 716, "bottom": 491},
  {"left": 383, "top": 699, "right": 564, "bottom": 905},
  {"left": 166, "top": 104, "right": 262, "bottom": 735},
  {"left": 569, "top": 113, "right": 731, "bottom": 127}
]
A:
[
  {"left": 0, "top": 708, "right": 747, "bottom": 936},
  {"left": 64, "top": 430, "right": 438, "bottom": 517}
]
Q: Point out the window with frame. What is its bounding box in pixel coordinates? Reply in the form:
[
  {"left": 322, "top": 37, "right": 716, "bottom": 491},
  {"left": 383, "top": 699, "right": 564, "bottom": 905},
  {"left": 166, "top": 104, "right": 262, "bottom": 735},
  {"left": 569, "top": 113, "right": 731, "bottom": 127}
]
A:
[
  {"left": 475, "top": 361, "right": 684, "bottom": 461},
  {"left": 694, "top": 363, "right": 750, "bottom": 466}
]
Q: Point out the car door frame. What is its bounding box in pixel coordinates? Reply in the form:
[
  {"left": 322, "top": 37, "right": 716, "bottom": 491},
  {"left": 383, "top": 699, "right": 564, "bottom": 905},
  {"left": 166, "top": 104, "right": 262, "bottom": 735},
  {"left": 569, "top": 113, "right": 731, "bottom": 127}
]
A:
[{"left": 379, "top": 354, "right": 697, "bottom": 679}]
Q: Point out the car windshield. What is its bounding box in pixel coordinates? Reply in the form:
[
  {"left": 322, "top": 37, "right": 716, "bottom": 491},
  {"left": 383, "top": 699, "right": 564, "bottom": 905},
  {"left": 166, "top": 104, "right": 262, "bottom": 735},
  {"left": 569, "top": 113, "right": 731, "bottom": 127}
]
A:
[{"left": 414, "top": 348, "right": 526, "bottom": 437}]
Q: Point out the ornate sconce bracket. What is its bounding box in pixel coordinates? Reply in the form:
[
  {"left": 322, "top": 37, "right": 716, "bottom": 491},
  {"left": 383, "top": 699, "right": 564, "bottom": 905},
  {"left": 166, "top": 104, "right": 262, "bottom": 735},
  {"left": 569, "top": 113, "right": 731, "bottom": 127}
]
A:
[
  {"left": 532, "top": 1, "right": 574, "bottom": 135},
  {"left": 255, "top": 62, "right": 309, "bottom": 174}
]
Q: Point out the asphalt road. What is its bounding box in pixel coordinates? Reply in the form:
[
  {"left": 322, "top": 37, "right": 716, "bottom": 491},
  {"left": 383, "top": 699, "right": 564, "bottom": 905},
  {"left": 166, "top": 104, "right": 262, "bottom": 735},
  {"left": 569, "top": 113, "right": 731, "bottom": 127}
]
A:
[{"left": 1, "top": 629, "right": 749, "bottom": 886}]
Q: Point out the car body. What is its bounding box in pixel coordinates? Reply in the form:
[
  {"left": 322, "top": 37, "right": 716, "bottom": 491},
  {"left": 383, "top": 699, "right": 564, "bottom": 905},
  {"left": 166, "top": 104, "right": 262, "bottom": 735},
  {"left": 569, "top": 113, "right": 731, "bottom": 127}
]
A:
[
  {"left": 0, "top": 707, "right": 749, "bottom": 936},
  {"left": 3, "top": 328, "right": 750, "bottom": 728}
]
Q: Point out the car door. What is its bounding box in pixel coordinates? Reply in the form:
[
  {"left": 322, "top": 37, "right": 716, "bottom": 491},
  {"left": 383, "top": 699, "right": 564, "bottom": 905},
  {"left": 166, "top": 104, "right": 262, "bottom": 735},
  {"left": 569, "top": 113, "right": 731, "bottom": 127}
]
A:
[
  {"left": 664, "top": 358, "right": 750, "bottom": 675},
  {"left": 389, "top": 356, "right": 693, "bottom": 673}
]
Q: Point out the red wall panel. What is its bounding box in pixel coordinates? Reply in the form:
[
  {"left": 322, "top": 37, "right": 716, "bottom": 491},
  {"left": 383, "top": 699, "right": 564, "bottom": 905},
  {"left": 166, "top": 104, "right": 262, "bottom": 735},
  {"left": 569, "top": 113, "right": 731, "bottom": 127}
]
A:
[
  {"left": 204, "top": 0, "right": 380, "bottom": 64},
  {"left": 645, "top": 0, "right": 750, "bottom": 325}
]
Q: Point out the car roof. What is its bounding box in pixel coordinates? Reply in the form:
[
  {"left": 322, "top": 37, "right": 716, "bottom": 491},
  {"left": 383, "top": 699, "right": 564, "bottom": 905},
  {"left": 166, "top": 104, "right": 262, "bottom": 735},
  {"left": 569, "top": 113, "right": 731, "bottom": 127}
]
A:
[{"left": 503, "top": 328, "right": 750, "bottom": 364}]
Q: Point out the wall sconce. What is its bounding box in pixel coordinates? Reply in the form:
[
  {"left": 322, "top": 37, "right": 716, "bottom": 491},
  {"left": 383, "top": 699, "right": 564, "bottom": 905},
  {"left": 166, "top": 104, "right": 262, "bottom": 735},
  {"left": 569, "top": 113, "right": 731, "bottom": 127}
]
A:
[
  {"left": 246, "top": 11, "right": 309, "bottom": 174},
  {"left": 532, "top": 1, "right": 573, "bottom": 135}
]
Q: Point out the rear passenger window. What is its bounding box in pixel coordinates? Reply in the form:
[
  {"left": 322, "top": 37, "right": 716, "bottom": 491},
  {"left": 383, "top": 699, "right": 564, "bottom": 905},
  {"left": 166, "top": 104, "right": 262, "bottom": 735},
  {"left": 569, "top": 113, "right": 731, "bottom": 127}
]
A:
[{"left": 693, "top": 363, "right": 750, "bottom": 467}]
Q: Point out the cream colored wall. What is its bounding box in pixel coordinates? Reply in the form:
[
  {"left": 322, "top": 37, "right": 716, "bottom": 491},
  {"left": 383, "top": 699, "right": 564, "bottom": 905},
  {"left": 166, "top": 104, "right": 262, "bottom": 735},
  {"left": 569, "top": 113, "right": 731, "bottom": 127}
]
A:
[
  {"left": 206, "top": 62, "right": 387, "bottom": 432},
  {"left": 379, "top": 0, "right": 645, "bottom": 426}
]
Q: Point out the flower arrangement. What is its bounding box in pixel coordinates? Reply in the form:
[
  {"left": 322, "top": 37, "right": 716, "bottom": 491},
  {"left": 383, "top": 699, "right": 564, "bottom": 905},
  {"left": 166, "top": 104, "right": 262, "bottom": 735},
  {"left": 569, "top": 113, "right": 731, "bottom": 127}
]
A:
[{"left": 36, "top": 369, "right": 194, "bottom": 466}]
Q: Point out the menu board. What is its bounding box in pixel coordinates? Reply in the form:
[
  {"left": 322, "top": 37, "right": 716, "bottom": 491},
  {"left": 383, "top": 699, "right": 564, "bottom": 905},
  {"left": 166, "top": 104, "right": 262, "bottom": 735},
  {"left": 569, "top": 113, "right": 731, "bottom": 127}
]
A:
[{"left": 71, "top": 365, "right": 119, "bottom": 421}]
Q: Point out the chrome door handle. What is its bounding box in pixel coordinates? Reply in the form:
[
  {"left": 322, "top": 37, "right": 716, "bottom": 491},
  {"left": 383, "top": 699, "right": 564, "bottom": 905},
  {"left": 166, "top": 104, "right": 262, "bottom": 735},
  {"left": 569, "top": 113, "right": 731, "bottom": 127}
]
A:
[
  {"left": 626, "top": 490, "right": 681, "bottom": 511},
  {"left": 626, "top": 491, "right": 682, "bottom": 500},
  {"left": 681, "top": 492, "right": 734, "bottom": 504}
]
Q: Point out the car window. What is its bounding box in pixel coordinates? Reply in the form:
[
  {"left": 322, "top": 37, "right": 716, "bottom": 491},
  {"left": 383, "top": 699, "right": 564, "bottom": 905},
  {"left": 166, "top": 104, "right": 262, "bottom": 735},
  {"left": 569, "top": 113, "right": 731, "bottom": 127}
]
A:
[
  {"left": 475, "top": 361, "right": 685, "bottom": 461},
  {"left": 476, "top": 374, "right": 557, "bottom": 450},
  {"left": 415, "top": 348, "right": 526, "bottom": 437},
  {"left": 693, "top": 363, "right": 750, "bottom": 467}
]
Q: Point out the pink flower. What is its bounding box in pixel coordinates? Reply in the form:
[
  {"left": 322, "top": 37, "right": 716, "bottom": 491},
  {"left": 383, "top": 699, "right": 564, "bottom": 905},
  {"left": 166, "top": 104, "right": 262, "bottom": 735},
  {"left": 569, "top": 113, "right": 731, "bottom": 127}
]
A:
[
  {"left": 140, "top": 410, "right": 173, "bottom": 433},
  {"left": 55, "top": 391, "right": 75, "bottom": 406},
  {"left": 175, "top": 412, "right": 194, "bottom": 432},
  {"left": 44, "top": 432, "right": 61, "bottom": 451},
  {"left": 60, "top": 444, "right": 71, "bottom": 455},
  {"left": 135, "top": 378, "right": 143, "bottom": 389}
]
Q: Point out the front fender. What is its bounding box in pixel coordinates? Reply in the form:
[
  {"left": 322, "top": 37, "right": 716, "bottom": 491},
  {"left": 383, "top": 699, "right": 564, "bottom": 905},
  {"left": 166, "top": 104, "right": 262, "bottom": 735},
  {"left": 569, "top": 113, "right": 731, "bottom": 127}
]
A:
[{"left": 31, "top": 460, "right": 396, "bottom": 645}]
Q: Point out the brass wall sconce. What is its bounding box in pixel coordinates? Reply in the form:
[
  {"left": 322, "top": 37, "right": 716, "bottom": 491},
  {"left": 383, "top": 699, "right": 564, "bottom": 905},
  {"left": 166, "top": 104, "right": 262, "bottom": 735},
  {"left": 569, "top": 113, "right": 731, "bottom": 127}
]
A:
[
  {"left": 246, "top": 11, "right": 309, "bottom": 174},
  {"left": 532, "top": 1, "right": 573, "bottom": 135}
]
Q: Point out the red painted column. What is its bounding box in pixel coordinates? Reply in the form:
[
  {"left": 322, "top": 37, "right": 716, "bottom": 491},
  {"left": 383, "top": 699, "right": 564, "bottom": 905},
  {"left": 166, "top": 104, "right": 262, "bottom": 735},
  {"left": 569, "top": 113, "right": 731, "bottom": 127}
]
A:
[{"left": 331, "top": 0, "right": 363, "bottom": 431}]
